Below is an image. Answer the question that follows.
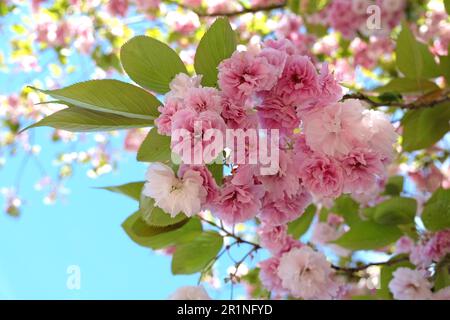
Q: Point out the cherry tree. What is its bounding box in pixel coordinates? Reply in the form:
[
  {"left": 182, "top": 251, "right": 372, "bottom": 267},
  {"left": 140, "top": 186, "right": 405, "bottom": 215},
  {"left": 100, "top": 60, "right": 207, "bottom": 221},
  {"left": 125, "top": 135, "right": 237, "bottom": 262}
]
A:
[{"left": 1, "top": 0, "right": 450, "bottom": 300}]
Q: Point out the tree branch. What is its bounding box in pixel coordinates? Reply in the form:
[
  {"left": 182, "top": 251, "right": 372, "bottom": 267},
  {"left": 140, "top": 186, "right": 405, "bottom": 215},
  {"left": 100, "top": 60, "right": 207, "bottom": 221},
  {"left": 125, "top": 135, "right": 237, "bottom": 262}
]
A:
[
  {"left": 199, "top": 216, "right": 261, "bottom": 248},
  {"left": 200, "top": 216, "right": 410, "bottom": 276},
  {"left": 332, "top": 256, "right": 409, "bottom": 273},
  {"left": 165, "top": 0, "right": 287, "bottom": 17},
  {"left": 342, "top": 91, "right": 450, "bottom": 110}
]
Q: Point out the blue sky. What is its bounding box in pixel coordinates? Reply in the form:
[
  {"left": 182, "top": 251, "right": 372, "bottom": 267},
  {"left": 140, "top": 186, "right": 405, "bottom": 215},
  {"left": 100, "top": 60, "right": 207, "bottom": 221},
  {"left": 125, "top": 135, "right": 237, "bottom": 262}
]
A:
[
  {"left": 0, "top": 4, "right": 249, "bottom": 300},
  {"left": 0, "top": 127, "right": 202, "bottom": 299}
]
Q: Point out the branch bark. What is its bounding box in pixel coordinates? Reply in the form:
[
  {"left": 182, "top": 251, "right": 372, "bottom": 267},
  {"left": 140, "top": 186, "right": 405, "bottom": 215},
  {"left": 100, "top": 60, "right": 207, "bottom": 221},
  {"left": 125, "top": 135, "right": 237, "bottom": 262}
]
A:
[
  {"left": 332, "top": 256, "right": 410, "bottom": 273},
  {"left": 199, "top": 217, "right": 410, "bottom": 276},
  {"left": 342, "top": 92, "right": 450, "bottom": 110},
  {"left": 165, "top": 0, "right": 287, "bottom": 17}
]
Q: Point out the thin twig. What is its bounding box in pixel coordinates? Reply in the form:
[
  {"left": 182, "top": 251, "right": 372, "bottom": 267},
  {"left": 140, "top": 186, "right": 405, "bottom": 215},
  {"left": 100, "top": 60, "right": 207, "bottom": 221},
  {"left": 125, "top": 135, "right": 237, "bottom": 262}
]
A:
[
  {"left": 332, "top": 256, "right": 410, "bottom": 273},
  {"left": 342, "top": 92, "right": 450, "bottom": 110},
  {"left": 229, "top": 245, "right": 260, "bottom": 281},
  {"left": 200, "top": 217, "right": 409, "bottom": 280},
  {"left": 165, "top": 0, "right": 286, "bottom": 17},
  {"left": 199, "top": 216, "right": 260, "bottom": 248}
]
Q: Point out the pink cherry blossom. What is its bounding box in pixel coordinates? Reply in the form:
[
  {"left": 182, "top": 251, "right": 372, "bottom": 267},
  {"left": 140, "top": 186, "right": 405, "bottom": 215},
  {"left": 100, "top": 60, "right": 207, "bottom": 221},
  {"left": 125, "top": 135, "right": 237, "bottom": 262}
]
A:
[
  {"left": 171, "top": 109, "right": 226, "bottom": 164},
  {"left": 310, "top": 213, "right": 350, "bottom": 257},
  {"left": 258, "top": 224, "right": 289, "bottom": 255},
  {"left": 73, "top": 16, "right": 95, "bottom": 54},
  {"left": 166, "top": 11, "right": 200, "bottom": 36},
  {"left": 410, "top": 244, "right": 432, "bottom": 269},
  {"left": 326, "top": 0, "right": 367, "bottom": 39},
  {"left": 317, "top": 63, "right": 343, "bottom": 104},
  {"left": 220, "top": 96, "right": 258, "bottom": 129},
  {"left": 259, "top": 187, "right": 312, "bottom": 226},
  {"left": 143, "top": 162, "right": 206, "bottom": 217},
  {"left": 134, "top": 0, "right": 161, "bottom": 12},
  {"left": 340, "top": 148, "right": 385, "bottom": 194},
  {"left": 274, "top": 55, "right": 319, "bottom": 104},
  {"left": 178, "top": 164, "right": 219, "bottom": 205},
  {"left": 408, "top": 164, "right": 444, "bottom": 193},
  {"left": 257, "top": 94, "right": 300, "bottom": 136},
  {"left": 258, "top": 47, "right": 288, "bottom": 79},
  {"left": 303, "top": 100, "right": 366, "bottom": 157},
  {"left": 154, "top": 98, "right": 181, "bottom": 136},
  {"left": 182, "top": 0, "right": 202, "bottom": 7},
  {"left": 258, "top": 150, "right": 300, "bottom": 200},
  {"left": 361, "top": 109, "right": 398, "bottom": 161},
  {"left": 212, "top": 176, "right": 265, "bottom": 225},
  {"left": 433, "top": 287, "right": 450, "bottom": 300},
  {"left": 218, "top": 50, "right": 279, "bottom": 100},
  {"left": 389, "top": 268, "right": 432, "bottom": 300},
  {"left": 299, "top": 154, "right": 344, "bottom": 199},
  {"left": 395, "top": 236, "right": 414, "bottom": 255},
  {"left": 292, "top": 134, "right": 314, "bottom": 168},
  {"left": 277, "top": 246, "right": 339, "bottom": 299},
  {"left": 263, "top": 38, "right": 297, "bottom": 56},
  {"left": 185, "top": 87, "right": 222, "bottom": 114},
  {"left": 424, "top": 229, "right": 450, "bottom": 263},
  {"left": 259, "top": 256, "right": 285, "bottom": 294},
  {"left": 167, "top": 73, "right": 203, "bottom": 101},
  {"left": 107, "top": 0, "right": 129, "bottom": 17},
  {"left": 124, "top": 129, "right": 147, "bottom": 152},
  {"left": 169, "top": 285, "right": 211, "bottom": 300}
]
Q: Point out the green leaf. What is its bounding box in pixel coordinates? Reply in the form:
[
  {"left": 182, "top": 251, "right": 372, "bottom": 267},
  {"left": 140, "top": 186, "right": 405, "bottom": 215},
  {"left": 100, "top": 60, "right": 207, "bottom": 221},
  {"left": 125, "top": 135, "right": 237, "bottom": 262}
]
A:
[
  {"left": 100, "top": 181, "right": 144, "bottom": 201},
  {"left": 171, "top": 231, "right": 223, "bottom": 275},
  {"left": 139, "top": 195, "right": 187, "bottom": 227},
  {"left": 122, "top": 212, "right": 202, "bottom": 250},
  {"left": 30, "top": 80, "right": 161, "bottom": 120},
  {"left": 288, "top": 0, "right": 329, "bottom": 14},
  {"left": 23, "top": 107, "right": 152, "bottom": 132},
  {"left": 435, "top": 255, "right": 450, "bottom": 291},
  {"left": 137, "top": 128, "right": 172, "bottom": 163},
  {"left": 373, "top": 197, "right": 417, "bottom": 225},
  {"left": 333, "top": 221, "right": 402, "bottom": 250},
  {"left": 375, "top": 78, "right": 439, "bottom": 94},
  {"left": 396, "top": 21, "right": 423, "bottom": 80},
  {"left": 440, "top": 56, "right": 450, "bottom": 84},
  {"left": 402, "top": 102, "right": 450, "bottom": 152},
  {"left": 120, "top": 36, "right": 187, "bottom": 93},
  {"left": 439, "top": 46, "right": 450, "bottom": 83},
  {"left": 421, "top": 188, "right": 450, "bottom": 232},
  {"left": 332, "top": 196, "right": 361, "bottom": 226},
  {"left": 288, "top": 205, "right": 316, "bottom": 239},
  {"left": 396, "top": 21, "right": 440, "bottom": 80},
  {"left": 207, "top": 163, "right": 224, "bottom": 186},
  {"left": 194, "top": 18, "right": 236, "bottom": 87},
  {"left": 378, "top": 254, "right": 414, "bottom": 299},
  {"left": 417, "top": 42, "right": 441, "bottom": 79},
  {"left": 304, "top": 0, "right": 330, "bottom": 13},
  {"left": 318, "top": 207, "right": 329, "bottom": 222},
  {"left": 445, "top": 0, "right": 450, "bottom": 15},
  {"left": 287, "top": 0, "right": 301, "bottom": 13},
  {"left": 383, "top": 176, "right": 404, "bottom": 196}
]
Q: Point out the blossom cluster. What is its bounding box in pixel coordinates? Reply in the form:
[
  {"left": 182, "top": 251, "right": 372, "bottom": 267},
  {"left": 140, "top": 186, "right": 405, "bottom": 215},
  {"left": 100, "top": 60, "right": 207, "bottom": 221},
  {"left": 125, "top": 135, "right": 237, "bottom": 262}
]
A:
[
  {"left": 142, "top": 38, "right": 398, "bottom": 299},
  {"left": 396, "top": 230, "right": 450, "bottom": 269},
  {"left": 383, "top": 230, "right": 450, "bottom": 300},
  {"left": 149, "top": 37, "right": 396, "bottom": 219}
]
